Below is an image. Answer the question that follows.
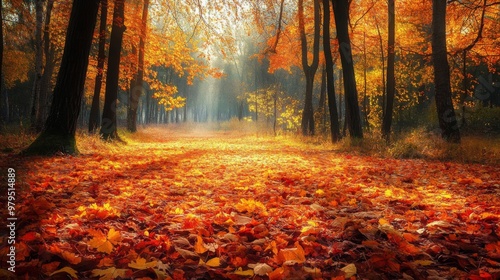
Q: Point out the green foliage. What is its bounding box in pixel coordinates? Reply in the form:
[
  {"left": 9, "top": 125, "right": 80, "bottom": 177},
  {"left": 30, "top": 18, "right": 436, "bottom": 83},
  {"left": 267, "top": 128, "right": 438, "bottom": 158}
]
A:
[{"left": 462, "top": 106, "right": 500, "bottom": 135}]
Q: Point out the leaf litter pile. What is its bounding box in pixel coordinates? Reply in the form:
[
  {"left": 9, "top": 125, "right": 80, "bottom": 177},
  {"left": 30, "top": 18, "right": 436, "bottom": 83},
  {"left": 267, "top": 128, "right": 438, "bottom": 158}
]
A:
[{"left": 1, "top": 128, "right": 500, "bottom": 280}]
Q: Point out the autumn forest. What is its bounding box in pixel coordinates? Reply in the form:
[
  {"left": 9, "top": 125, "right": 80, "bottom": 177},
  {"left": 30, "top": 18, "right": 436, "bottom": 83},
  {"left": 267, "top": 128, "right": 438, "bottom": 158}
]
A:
[{"left": 1, "top": 0, "right": 500, "bottom": 279}]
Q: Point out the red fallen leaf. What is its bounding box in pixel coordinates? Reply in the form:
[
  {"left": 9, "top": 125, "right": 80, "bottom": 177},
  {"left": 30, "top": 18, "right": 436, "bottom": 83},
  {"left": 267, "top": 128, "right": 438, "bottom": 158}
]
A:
[
  {"left": 486, "top": 242, "right": 500, "bottom": 259},
  {"left": 268, "top": 267, "right": 285, "bottom": 280},
  {"left": 468, "top": 271, "right": 493, "bottom": 280},
  {"left": 402, "top": 233, "right": 419, "bottom": 242},
  {"left": 41, "top": 261, "right": 60, "bottom": 275},
  {"left": 369, "top": 253, "right": 400, "bottom": 272},
  {"left": 19, "top": 232, "right": 38, "bottom": 242},
  {"left": 31, "top": 197, "right": 55, "bottom": 215},
  {"left": 16, "top": 242, "right": 31, "bottom": 261}
]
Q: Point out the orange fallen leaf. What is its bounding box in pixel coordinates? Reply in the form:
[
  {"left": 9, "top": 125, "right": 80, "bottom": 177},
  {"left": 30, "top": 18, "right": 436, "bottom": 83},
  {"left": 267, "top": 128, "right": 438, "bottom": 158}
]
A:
[{"left": 88, "top": 228, "right": 121, "bottom": 254}]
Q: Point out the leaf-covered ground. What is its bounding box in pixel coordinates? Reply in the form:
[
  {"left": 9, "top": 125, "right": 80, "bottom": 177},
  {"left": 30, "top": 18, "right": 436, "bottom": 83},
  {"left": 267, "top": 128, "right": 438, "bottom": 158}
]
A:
[{"left": 1, "top": 127, "right": 500, "bottom": 279}]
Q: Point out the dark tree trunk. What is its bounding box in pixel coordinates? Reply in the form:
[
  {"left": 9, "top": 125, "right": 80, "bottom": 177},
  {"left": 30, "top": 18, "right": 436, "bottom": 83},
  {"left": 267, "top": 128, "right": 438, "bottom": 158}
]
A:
[
  {"left": 0, "top": 1, "right": 5, "bottom": 128},
  {"left": 318, "top": 65, "right": 327, "bottom": 132},
  {"left": 30, "top": 0, "right": 44, "bottom": 132},
  {"left": 381, "top": 0, "right": 395, "bottom": 140},
  {"left": 127, "top": 0, "right": 149, "bottom": 133},
  {"left": 100, "top": 0, "right": 126, "bottom": 140},
  {"left": 23, "top": 0, "right": 100, "bottom": 155},
  {"left": 89, "top": 0, "right": 108, "bottom": 133},
  {"left": 36, "top": 0, "right": 55, "bottom": 132},
  {"left": 332, "top": 0, "right": 363, "bottom": 138},
  {"left": 299, "top": 0, "right": 320, "bottom": 136},
  {"left": 324, "top": 0, "right": 340, "bottom": 142},
  {"left": 431, "top": 0, "right": 460, "bottom": 143}
]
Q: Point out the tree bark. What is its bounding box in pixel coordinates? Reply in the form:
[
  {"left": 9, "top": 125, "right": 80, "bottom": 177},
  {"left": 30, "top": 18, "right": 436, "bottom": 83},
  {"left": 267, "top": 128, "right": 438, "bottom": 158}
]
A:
[
  {"left": 332, "top": 0, "right": 363, "bottom": 138},
  {"left": 318, "top": 64, "right": 326, "bottom": 132},
  {"left": 324, "top": 0, "right": 340, "bottom": 142},
  {"left": 89, "top": 0, "right": 108, "bottom": 133},
  {"left": 127, "top": 0, "right": 149, "bottom": 133},
  {"left": 30, "top": 0, "right": 44, "bottom": 132},
  {"left": 299, "top": 0, "right": 320, "bottom": 136},
  {"left": 36, "top": 0, "right": 55, "bottom": 132},
  {"left": 381, "top": 0, "right": 395, "bottom": 140},
  {"left": 23, "top": 0, "right": 100, "bottom": 155},
  {"left": 0, "top": 1, "right": 5, "bottom": 128},
  {"left": 431, "top": 0, "right": 460, "bottom": 143},
  {"left": 100, "top": 0, "right": 126, "bottom": 140}
]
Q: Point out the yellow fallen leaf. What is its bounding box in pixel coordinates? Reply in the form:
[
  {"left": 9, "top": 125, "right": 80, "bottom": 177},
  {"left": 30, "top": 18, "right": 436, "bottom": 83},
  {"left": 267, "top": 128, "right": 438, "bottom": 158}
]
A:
[
  {"left": 88, "top": 228, "right": 121, "bottom": 254},
  {"left": 128, "top": 257, "right": 157, "bottom": 270},
  {"left": 340, "top": 263, "right": 357, "bottom": 278},
  {"left": 379, "top": 218, "right": 390, "bottom": 226},
  {"left": 91, "top": 267, "right": 129, "bottom": 280},
  {"left": 233, "top": 267, "right": 254, "bottom": 276},
  {"left": 206, "top": 257, "right": 221, "bottom": 267},
  {"left": 412, "top": 260, "right": 433, "bottom": 266},
  {"left": 50, "top": 267, "right": 78, "bottom": 279}
]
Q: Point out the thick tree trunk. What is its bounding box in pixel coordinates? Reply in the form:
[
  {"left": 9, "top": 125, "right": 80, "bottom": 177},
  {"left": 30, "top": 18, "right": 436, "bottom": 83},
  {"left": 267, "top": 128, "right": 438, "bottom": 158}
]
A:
[
  {"left": 23, "top": 0, "right": 100, "bottom": 155},
  {"left": 431, "top": 0, "right": 460, "bottom": 143},
  {"left": 89, "top": 0, "right": 108, "bottom": 133},
  {"left": 127, "top": 0, "right": 149, "bottom": 133},
  {"left": 299, "top": 0, "right": 320, "bottom": 136},
  {"left": 382, "top": 0, "right": 395, "bottom": 140},
  {"left": 30, "top": 0, "right": 44, "bottom": 132},
  {"left": 332, "top": 0, "right": 363, "bottom": 138},
  {"left": 324, "top": 0, "right": 340, "bottom": 142},
  {"left": 100, "top": 0, "right": 126, "bottom": 140}
]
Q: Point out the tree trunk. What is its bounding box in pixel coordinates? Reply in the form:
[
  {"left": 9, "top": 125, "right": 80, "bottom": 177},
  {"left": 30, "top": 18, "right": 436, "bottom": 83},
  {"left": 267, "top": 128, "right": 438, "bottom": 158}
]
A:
[
  {"left": 381, "top": 0, "right": 395, "bottom": 140},
  {"left": 324, "top": 0, "right": 340, "bottom": 142},
  {"left": 431, "top": 0, "right": 460, "bottom": 143},
  {"left": 89, "top": 0, "right": 108, "bottom": 133},
  {"left": 127, "top": 0, "right": 149, "bottom": 133},
  {"left": 30, "top": 0, "right": 44, "bottom": 132},
  {"left": 318, "top": 64, "right": 327, "bottom": 132},
  {"left": 35, "top": 0, "right": 55, "bottom": 132},
  {"left": 100, "top": 0, "right": 126, "bottom": 140},
  {"left": 332, "top": 0, "right": 363, "bottom": 138},
  {"left": 0, "top": 1, "right": 5, "bottom": 128},
  {"left": 23, "top": 0, "right": 100, "bottom": 155},
  {"left": 299, "top": 0, "right": 320, "bottom": 136}
]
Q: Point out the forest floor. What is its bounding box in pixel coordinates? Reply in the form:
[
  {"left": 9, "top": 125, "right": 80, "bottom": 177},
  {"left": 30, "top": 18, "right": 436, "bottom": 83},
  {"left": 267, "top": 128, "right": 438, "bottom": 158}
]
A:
[{"left": 1, "top": 126, "right": 500, "bottom": 280}]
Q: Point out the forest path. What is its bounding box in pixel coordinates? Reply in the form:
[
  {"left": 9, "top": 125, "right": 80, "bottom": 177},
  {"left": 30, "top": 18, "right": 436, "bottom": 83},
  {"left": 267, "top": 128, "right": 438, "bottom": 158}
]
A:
[{"left": 3, "top": 127, "right": 500, "bottom": 279}]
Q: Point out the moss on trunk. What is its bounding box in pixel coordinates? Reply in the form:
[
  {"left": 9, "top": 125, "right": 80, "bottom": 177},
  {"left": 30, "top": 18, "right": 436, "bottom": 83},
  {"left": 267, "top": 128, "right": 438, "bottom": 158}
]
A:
[{"left": 21, "top": 132, "right": 78, "bottom": 156}]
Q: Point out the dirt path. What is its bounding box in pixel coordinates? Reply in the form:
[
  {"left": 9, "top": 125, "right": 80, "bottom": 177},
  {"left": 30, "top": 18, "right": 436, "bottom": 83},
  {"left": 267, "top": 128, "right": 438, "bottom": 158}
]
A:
[{"left": 2, "top": 128, "right": 499, "bottom": 279}]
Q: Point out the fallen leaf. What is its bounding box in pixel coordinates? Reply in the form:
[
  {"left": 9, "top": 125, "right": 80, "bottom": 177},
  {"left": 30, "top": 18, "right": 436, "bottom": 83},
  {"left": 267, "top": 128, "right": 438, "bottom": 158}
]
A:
[
  {"left": 128, "top": 257, "right": 157, "bottom": 270},
  {"left": 194, "top": 235, "right": 208, "bottom": 254},
  {"left": 50, "top": 267, "right": 78, "bottom": 279},
  {"left": 206, "top": 257, "right": 221, "bottom": 267},
  {"left": 340, "top": 263, "right": 357, "bottom": 278},
  {"left": 251, "top": 263, "right": 273, "bottom": 276},
  {"left": 61, "top": 250, "right": 82, "bottom": 265},
  {"left": 88, "top": 228, "right": 121, "bottom": 254},
  {"left": 233, "top": 267, "right": 254, "bottom": 276},
  {"left": 278, "top": 242, "right": 306, "bottom": 265},
  {"left": 91, "top": 267, "right": 129, "bottom": 280}
]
